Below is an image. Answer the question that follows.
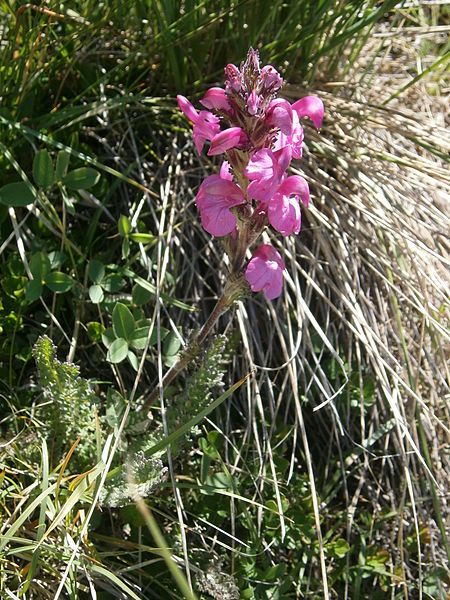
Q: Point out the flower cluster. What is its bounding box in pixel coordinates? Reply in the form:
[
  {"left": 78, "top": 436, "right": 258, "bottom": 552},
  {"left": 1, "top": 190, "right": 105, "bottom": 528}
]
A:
[{"left": 177, "top": 48, "right": 323, "bottom": 300}]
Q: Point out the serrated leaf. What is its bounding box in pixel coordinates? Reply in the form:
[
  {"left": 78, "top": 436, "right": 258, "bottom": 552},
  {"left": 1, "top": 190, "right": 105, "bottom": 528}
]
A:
[
  {"left": 33, "top": 150, "right": 54, "bottom": 188},
  {"left": 118, "top": 214, "right": 131, "bottom": 237},
  {"left": 55, "top": 150, "right": 70, "bottom": 180},
  {"left": 132, "top": 283, "right": 153, "bottom": 306},
  {"left": 89, "top": 284, "right": 104, "bottom": 304},
  {"left": 88, "top": 260, "right": 105, "bottom": 284},
  {"left": 45, "top": 272, "right": 73, "bottom": 293},
  {"left": 25, "top": 279, "right": 43, "bottom": 302},
  {"left": 29, "top": 252, "right": 51, "bottom": 281},
  {"left": 112, "top": 303, "right": 135, "bottom": 340},
  {"left": 0, "top": 182, "right": 36, "bottom": 207},
  {"left": 107, "top": 338, "right": 128, "bottom": 363},
  {"left": 62, "top": 167, "right": 100, "bottom": 190}
]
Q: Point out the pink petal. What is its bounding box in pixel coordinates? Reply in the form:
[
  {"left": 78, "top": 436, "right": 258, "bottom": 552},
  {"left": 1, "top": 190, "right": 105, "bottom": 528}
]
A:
[
  {"left": 268, "top": 193, "right": 301, "bottom": 236},
  {"left": 267, "top": 99, "right": 293, "bottom": 136},
  {"left": 208, "top": 127, "right": 246, "bottom": 156},
  {"left": 220, "top": 161, "right": 233, "bottom": 181},
  {"left": 278, "top": 175, "right": 310, "bottom": 207},
  {"left": 245, "top": 244, "right": 285, "bottom": 300},
  {"left": 200, "top": 87, "right": 232, "bottom": 112},
  {"left": 177, "top": 95, "right": 198, "bottom": 123},
  {"left": 292, "top": 96, "right": 324, "bottom": 130}
]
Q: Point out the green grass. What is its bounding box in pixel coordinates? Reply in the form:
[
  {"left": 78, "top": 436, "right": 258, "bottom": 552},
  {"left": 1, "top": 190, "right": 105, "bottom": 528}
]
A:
[{"left": 1, "top": 0, "right": 449, "bottom": 598}]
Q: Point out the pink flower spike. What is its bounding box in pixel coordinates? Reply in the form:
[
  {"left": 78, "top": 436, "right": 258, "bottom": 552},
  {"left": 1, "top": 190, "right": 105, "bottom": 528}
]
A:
[
  {"left": 200, "top": 87, "right": 232, "bottom": 112},
  {"left": 268, "top": 193, "right": 301, "bottom": 236},
  {"left": 278, "top": 175, "right": 310, "bottom": 207},
  {"left": 292, "top": 96, "right": 324, "bottom": 130},
  {"left": 196, "top": 175, "right": 245, "bottom": 237},
  {"left": 208, "top": 127, "right": 247, "bottom": 156},
  {"left": 177, "top": 95, "right": 198, "bottom": 123},
  {"left": 266, "top": 99, "right": 293, "bottom": 136},
  {"left": 245, "top": 244, "right": 285, "bottom": 300}
]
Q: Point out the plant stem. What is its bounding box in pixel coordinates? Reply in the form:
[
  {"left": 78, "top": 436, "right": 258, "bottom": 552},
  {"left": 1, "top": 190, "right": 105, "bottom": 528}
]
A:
[{"left": 144, "top": 275, "right": 246, "bottom": 409}]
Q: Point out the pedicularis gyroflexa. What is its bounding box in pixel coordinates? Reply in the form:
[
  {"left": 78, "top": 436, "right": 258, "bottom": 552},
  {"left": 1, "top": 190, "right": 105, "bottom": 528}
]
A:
[{"left": 177, "top": 48, "right": 323, "bottom": 300}]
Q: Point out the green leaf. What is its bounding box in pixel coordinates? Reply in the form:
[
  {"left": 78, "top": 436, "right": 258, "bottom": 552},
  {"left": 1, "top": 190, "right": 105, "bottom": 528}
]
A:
[
  {"left": 86, "top": 321, "right": 105, "bottom": 343},
  {"left": 45, "top": 272, "right": 73, "bottom": 293},
  {"left": 55, "top": 150, "right": 70, "bottom": 180},
  {"left": 32, "top": 150, "right": 54, "bottom": 188},
  {"left": 112, "top": 303, "right": 135, "bottom": 340},
  {"left": 88, "top": 260, "right": 105, "bottom": 284},
  {"left": 0, "top": 182, "right": 36, "bottom": 207},
  {"left": 132, "top": 283, "right": 153, "bottom": 306},
  {"left": 129, "top": 326, "right": 153, "bottom": 350},
  {"left": 127, "top": 350, "right": 139, "bottom": 371},
  {"left": 118, "top": 214, "right": 131, "bottom": 237},
  {"left": 121, "top": 237, "right": 130, "bottom": 259},
  {"left": 107, "top": 338, "right": 128, "bottom": 363},
  {"left": 89, "top": 284, "right": 104, "bottom": 304},
  {"left": 163, "top": 331, "right": 182, "bottom": 356},
  {"left": 29, "top": 252, "right": 51, "bottom": 281},
  {"left": 101, "top": 327, "right": 115, "bottom": 349},
  {"left": 131, "top": 274, "right": 195, "bottom": 312},
  {"left": 102, "top": 274, "right": 125, "bottom": 293},
  {"left": 47, "top": 251, "right": 65, "bottom": 270},
  {"left": 25, "top": 279, "right": 43, "bottom": 302},
  {"left": 62, "top": 167, "right": 100, "bottom": 190},
  {"left": 328, "top": 538, "right": 350, "bottom": 559},
  {"left": 130, "top": 232, "right": 157, "bottom": 244}
]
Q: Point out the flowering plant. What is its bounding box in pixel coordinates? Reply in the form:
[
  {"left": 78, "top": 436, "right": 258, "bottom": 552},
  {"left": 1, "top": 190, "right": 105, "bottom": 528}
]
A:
[
  {"left": 177, "top": 47, "right": 323, "bottom": 300},
  {"left": 146, "top": 49, "right": 323, "bottom": 405}
]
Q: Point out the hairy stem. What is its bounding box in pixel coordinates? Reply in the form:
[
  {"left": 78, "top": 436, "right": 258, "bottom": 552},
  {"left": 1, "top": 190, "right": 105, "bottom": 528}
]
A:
[{"left": 144, "top": 274, "right": 247, "bottom": 409}]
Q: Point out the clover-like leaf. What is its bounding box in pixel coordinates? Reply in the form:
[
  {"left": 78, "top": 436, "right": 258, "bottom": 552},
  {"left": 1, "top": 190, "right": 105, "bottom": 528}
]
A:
[
  {"left": 62, "top": 167, "right": 100, "bottom": 190},
  {"left": 0, "top": 182, "right": 36, "bottom": 207},
  {"left": 107, "top": 338, "right": 129, "bottom": 363},
  {"left": 33, "top": 150, "right": 54, "bottom": 188},
  {"left": 112, "top": 303, "right": 135, "bottom": 340}
]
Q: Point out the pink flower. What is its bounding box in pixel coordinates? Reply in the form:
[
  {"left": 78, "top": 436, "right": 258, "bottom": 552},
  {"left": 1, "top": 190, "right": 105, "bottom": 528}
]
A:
[
  {"left": 200, "top": 87, "right": 232, "bottom": 113},
  {"left": 245, "top": 244, "right": 285, "bottom": 300},
  {"left": 292, "top": 96, "right": 324, "bottom": 130},
  {"left": 208, "top": 127, "right": 247, "bottom": 156},
  {"left": 267, "top": 175, "right": 310, "bottom": 236},
  {"left": 274, "top": 110, "right": 304, "bottom": 159},
  {"left": 266, "top": 99, "right": 293, "bottom": 136},
  {"left": 177, "top": 96, "right": 220, "bottom": 154},
  {"left": 260, "top": 65, "right": 283, "bottom": 92},
  {"left": 193, "top": 111, "right": 221, "bottom": 154},
  {"left": 244, "top": 148, "right": 286, "bottom": 202},
  {"left": 196, "top": 175, "right": 245, "bottom": 237}
]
